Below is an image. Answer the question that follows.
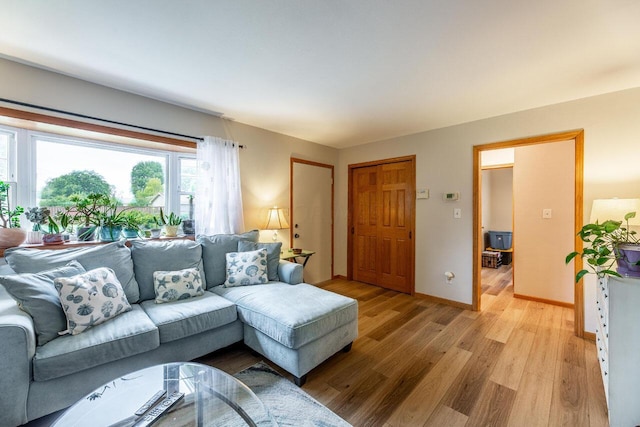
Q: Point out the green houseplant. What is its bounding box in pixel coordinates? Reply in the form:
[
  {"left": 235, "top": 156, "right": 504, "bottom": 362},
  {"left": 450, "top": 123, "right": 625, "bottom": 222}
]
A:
[
  {"left": 154, "top": 207, "right": 182, "bottom": 237},
  {"left": 96, "top": 198, "right": 128, "bottom": 242},
  {"left": 68, "top": 193, "right": 110, "bottom": 241},
  {"left": 0, "top": 181, "right": 26, "bottom": 248},
  {"left": 121, "top": 210, "right": 145, "bottom": 239},
  {"left": 42, "top": 211, "right": 71, "bottom": 245},
  {"left": 24, "top": 206, "right": 50, "bottom": 244},
  {"left": 566, "top": 211, "right": 640, "bottom": 281}
]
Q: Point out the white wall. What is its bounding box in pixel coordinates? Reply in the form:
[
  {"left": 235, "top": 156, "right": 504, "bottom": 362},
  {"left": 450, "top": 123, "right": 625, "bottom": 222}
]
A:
[
  {"left": 336, "top": 87, "right": 640, "bottom": 333},
  {"left": 485, "top": 168, "right": 513, "bottom": 233},
  {"left": 0, "top": 57, "right": 339, "bottom": 250}
]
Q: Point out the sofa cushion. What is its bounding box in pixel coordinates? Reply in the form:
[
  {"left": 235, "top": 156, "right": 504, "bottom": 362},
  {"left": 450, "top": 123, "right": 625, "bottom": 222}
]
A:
[
  {"left": 4, "top": 241, "right": 140, "bottom": 303},
  {"left": 153, "top": 268, "right": 204, "bottom": 304},
  {"left": 140, "top": 291, "right": 237, "bottom": 343},
  {"left": 212, "top": 283, "right": 358, "bottom": 349},
  {"left": 33, "top": 305, "right": 158, "bottom": 381},
  {"left": 237, "top": 241, "right": 282, "bottom": 281},
  {"left": 224, "top": 248, "right": 268, "bottom": 287},
  {"left": 54, "top": 267, "right": 131, "bottom": 335},
  {"left": 197, "top": 230, "right": 259, "bottom": 288},
  {"left": 0, "top": 261, "right": 86, "bottom": 346},
  {"left": 130, "top": 239, "right": 206, "bottom": 301}
]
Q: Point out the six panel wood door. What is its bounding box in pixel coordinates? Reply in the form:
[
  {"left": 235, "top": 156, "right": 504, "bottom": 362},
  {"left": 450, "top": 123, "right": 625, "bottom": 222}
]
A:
[{"left": 352, "top": 160, "right": 414, "bottom": 293}]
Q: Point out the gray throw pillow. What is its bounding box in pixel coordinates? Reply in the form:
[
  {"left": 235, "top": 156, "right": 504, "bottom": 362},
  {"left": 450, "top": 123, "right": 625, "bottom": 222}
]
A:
[
  {"left": 237, "top": 241, "right": 282, "bottom": 281},
  {"left": 0, "top": 260, "right": 86, "bottom": 346},
  {"left": 130, "top": 239, "right": 205, "bottom": 301},
  {"left": 4, "top": 241, "right": 140, "bottom": 303},
  {"left": 197, "top": 230, "right": 259, "bottom": 288}
]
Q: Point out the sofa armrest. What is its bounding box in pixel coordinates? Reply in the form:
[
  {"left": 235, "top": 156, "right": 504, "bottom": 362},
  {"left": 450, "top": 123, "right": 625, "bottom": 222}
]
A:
[
  {"left": 0, "top": 285, "right": 36, "bottom": 427},
  {"left": 278, "top": 260, "right": 304, "bottom": 285}
]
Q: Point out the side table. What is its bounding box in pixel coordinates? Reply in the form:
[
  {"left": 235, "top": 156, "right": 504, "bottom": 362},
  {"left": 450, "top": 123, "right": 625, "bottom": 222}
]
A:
[{"left": 280, "top": 249, "right": 315, "bottom": 267}]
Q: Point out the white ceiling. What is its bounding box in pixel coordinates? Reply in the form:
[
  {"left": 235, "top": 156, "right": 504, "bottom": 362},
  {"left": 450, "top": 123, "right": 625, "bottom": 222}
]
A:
[{"left": 2, "top": 1, "right": 640, "bottom": 148}]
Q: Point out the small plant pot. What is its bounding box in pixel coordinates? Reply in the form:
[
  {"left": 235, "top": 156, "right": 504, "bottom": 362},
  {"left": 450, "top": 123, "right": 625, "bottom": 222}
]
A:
[
  {"left": 76, "top": 226, "right": 96, "bottom": 241},
  {"left": 42, "top": 233, "right": 63, "bottom": 245},
  {"left": 143, "top": 230, "right": 152, "bottom": 238},
  {"left": 100, "top": 226, "right": 123, "bottom": 242},
  {"left": 164, "top": 225, "right": 179, "bottom": 237},
  {"left": 26, "top": 230, "right": 43, "bottom": 244},
  {"left": 617, "top": 243, "right": 640, "bottom": 277},
  {"left": 150, "top": 228, "right": 162, "bottom": 238},
  {"left": 182, "top": 219, "right": 195, "bottom": 235},
  {"left": 122, "top": 228, "right": 139, "bottom": 239}
]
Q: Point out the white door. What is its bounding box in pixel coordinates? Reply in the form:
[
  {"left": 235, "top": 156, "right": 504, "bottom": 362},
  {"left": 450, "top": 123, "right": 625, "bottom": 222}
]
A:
[{"left": 291, "top": 159, "right": 333, "bottom": 284}]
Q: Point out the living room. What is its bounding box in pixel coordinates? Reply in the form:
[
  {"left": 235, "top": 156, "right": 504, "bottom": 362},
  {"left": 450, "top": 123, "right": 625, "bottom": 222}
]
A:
[{"left": 2, "top": 2, "right": 640, "bottom": 426}]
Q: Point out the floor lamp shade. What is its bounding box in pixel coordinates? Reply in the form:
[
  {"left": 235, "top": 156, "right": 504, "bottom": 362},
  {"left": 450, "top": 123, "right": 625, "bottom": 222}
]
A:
[{"left": 590, "top": 198, "right": 640, "bottom": 225}]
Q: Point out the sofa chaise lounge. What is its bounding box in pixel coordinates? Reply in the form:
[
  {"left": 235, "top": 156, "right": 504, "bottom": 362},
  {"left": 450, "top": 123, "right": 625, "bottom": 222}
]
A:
[{"left": 0, "top": 231, "right": 358, "bottom": 427}]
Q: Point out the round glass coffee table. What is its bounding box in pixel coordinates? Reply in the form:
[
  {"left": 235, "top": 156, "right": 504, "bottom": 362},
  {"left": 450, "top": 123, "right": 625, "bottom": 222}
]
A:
[{"left": 52, "top": 362, "right": 277, "bottom": 426}]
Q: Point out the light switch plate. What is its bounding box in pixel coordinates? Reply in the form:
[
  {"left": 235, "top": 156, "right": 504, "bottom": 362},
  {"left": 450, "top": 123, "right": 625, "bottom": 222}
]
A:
[
  {"left": 416, "top": 188, "right": 429, "bottom": 199},
  {"left": 454, "top": 208, "right": 462, "bottom": 219}
]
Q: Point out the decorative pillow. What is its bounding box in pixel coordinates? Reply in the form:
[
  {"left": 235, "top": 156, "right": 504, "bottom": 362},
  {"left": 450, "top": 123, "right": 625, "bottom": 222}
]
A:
[
  {"left": 54, "top": 267, "right": 131, "bottom": 335},
  {"left": 0, "top": 261, "right": 86, "bottom": 346},
  {"left": 197, "top": 230, "right": 259, "bottom": 288},
  {"left": 4, "top": 241, "right": 141, "bottom": 303},
  {"left": 130, "top": 239, "right": 206, "bottom": 302},
  {"left": 237, "top": 241, "right": 282, "bottom": 282},
  {"left": 153, "top": 268, "right": 204, "bottom": 304},
  {"left": 224, "top": 248, "right": 268, "bottom": 287}
]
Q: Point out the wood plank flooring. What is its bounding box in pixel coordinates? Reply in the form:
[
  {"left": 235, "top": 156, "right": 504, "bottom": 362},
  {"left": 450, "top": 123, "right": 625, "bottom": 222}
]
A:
[{"left": 198, "top": 265, "right": 609, "bottom": 426}]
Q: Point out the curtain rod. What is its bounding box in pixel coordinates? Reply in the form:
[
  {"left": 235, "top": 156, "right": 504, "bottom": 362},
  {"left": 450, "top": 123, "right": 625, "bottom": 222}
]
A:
[{"left": 0, "top": 97, "right": 246, "bottom": 148}]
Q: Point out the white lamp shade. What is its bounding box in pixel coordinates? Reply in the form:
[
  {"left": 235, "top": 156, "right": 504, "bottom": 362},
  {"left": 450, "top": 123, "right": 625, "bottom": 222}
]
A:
[
  {"left": 590, "top": 198, "right": 640, "bottom": 225},
  {"left": 264, "top": 207, "right": 290, "bottom": 230}
]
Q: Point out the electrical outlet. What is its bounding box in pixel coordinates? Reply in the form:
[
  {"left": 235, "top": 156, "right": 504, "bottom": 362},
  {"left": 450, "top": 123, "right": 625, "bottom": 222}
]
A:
[{"left": 542, "top": 208, "right": 552, "bottom": 219}]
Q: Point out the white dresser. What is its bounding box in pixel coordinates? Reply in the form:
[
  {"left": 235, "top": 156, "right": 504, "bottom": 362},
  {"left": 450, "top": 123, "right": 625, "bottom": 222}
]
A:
[{"left": 595, "top": 275, "right": 640, "bottom": 427}]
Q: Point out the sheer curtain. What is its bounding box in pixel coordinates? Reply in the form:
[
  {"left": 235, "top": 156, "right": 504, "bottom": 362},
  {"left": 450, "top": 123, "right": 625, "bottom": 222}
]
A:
[{"left": 195, "top": 136, "right": 244, "bottom": 235}]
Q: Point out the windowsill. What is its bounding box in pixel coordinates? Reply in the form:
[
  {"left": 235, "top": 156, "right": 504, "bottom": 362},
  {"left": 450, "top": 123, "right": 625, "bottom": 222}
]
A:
[{"left": 0, "top": 235, "right": 196, "bottom": 258}]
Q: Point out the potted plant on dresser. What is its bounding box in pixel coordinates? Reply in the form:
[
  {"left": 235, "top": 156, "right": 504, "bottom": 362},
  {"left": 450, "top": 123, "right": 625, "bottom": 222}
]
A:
[
  {"left": 0, "top": 181, "right": 25, "bottom": 249},
  {"left": 566, "top": 211, "right": 640, "bottom": 280}
]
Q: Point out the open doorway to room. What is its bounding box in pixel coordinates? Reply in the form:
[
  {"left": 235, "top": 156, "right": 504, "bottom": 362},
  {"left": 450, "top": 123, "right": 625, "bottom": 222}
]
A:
[{"left": 473, "top": 130, "right": 585, "bottom": 337}]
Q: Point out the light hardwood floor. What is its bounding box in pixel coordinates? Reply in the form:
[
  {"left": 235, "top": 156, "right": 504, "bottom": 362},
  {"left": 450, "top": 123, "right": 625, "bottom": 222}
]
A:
[{"left": 199, "top": 265, "right": 609, "bottom": 426}]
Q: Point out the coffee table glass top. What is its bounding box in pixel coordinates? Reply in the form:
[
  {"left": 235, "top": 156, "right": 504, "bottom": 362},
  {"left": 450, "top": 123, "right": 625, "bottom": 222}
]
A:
[{"left": 53, "top": 362, "right": 276, "bottom": 427}]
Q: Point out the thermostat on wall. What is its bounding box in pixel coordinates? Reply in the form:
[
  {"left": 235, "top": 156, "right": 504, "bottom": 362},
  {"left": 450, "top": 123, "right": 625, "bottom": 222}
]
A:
[{"left": 443, "top": 192, "right": 460, "bottom": 201}]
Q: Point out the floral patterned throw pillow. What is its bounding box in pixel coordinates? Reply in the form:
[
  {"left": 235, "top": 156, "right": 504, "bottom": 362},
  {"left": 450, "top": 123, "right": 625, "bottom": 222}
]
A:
[
  {"left": 54, "top": 267, "right": 131, "bottom": 335},
  {"left": 153, "top": 268, "right": 204, "bottom": 303},
  {"left": 224, "top": 248, "right": 268, "bottom": 287}
]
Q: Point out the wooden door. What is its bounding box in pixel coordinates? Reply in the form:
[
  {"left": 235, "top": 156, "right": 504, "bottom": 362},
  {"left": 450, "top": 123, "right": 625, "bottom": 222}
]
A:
[{"left": 351, "top": 157, "right": 415, "bottom": 294}]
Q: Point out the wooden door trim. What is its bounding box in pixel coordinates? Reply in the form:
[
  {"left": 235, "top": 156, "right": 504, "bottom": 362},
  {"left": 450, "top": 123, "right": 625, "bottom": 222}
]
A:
[
  {"left": 290, "top": 157, "right": 335, "bottom": 279},
  {"left": 473, "top": 129, "right": 584, "bottom": 337},
  {"left": 347, "top": 155, "right": 416, "bottom": 294}
]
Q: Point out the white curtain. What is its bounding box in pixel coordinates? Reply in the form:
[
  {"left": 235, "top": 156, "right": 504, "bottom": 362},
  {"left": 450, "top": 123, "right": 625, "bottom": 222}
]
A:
[{"left": 195, "top": 136, "right": 244, "bottom": 235}]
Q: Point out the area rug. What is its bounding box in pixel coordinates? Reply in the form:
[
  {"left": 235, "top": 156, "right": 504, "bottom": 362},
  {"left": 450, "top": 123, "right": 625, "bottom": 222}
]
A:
[{"left": 234, "top": 362, "right": 351, "bottom": 427}]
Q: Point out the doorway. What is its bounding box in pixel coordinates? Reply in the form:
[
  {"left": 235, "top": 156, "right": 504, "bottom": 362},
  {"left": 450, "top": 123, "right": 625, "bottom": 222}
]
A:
[
  {"left": 347, "top": 155, "right": 416, "bottom": 294},
  {"left": 473, "top": 130, "right": 585, "bottom": 337},
  {"left": 290, "top": 158, "right": 334, "bottom": 284}
]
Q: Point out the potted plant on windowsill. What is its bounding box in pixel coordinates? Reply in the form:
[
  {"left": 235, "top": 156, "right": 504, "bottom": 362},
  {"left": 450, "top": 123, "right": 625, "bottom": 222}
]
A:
[
  {"left": 24, "top": 206, "right": 50, "bottom": 244},
  {"left": 68, "top": 193, "right": 109, "bottom": 241},
  {"left": 96, "top": 198, "right": 128, "bottom": 242},
  {"left": 121, "top": 210, "right": 145, "bottom": 239},
  {"left": 154, "top": 207, "right": 182, "bottom": 237},
  {"left": 566, "top": 211, "right": 640, "bottom": 281},
  {"left": 42, "top": 212, "right": 71, "bottom": 245},
  {"left": 0, "top": 181, "right": 26, "bottom": 249}
]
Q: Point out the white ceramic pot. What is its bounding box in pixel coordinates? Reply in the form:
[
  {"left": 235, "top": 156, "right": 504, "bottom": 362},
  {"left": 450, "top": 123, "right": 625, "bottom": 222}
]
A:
[{"left": 26, "top": 230, "right": 43, "bottom": 244}]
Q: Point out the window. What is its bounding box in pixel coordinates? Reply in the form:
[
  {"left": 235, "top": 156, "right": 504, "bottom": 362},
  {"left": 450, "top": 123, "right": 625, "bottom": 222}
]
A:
[{"left": 0, "top": 123, "right": 195, "bottom": 223}]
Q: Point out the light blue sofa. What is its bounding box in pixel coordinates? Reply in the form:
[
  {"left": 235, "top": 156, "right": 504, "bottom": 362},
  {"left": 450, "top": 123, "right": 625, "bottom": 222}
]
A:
[{"left": 0, "top": 232, "right": 358, "bottom": 427}]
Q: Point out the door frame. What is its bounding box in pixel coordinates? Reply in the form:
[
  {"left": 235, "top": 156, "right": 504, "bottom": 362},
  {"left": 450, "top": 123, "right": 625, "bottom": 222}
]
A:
[
  {"left": 347, "top": 155, "right": 416, "bottom": 294},
  {"left": 472, "top": 130, "right": 585, "bottom": 337},
  {"left": 290, "top": 157, "right": 335, "bottom": 279}
]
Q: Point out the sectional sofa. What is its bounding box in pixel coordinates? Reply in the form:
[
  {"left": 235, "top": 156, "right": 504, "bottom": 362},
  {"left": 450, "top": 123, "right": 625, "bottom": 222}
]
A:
[{"left": 0, "top": 231, "right": 358, "bottom": 427}]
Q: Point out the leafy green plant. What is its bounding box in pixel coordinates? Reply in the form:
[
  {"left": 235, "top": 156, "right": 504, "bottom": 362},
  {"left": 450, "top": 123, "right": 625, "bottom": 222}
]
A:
[
  {"left": 44, "top": 212, "right": 71, "bottom": 235},
  {"left": 566, "top": 212, "right": 639, "bottom": 282},
  {"left": 0, "top": 181, "right": 24, "bottom": 228},
  {"left": 96, "top": 198, "right": 128, "bottom": 228},
  {"left": 122, "top": 210, "right": 146, "bottom": 231},
  {"left": 154, "top": 207, "right": 182, "bottom": 226},
  {"left": 68, "top": 193, "right": 110, "bottom": 227}
]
